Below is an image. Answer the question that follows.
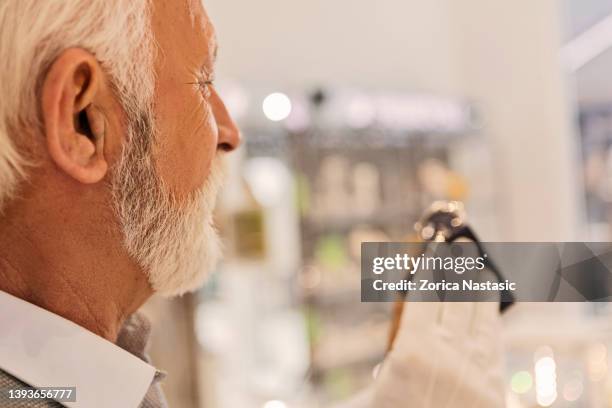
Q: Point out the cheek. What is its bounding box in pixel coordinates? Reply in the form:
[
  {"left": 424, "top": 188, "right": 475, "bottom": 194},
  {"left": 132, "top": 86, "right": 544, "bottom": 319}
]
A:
[{"left": 153, "top": 86, "right": 218, "bottom": 199}]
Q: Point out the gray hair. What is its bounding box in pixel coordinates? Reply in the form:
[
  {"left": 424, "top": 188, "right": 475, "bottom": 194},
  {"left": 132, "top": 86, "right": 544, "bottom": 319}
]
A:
[{"left": 0, "top": 0, "right": 155, "bottom": 209}]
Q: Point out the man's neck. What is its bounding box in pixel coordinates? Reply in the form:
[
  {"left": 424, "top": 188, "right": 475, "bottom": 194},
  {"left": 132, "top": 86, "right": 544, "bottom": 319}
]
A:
[{"left": 0, "top": 196, "right": 153, "bottom": 342}]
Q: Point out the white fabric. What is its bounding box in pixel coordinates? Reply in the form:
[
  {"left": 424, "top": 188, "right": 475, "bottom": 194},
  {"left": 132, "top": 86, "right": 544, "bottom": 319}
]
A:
[
  {"left": 0, "top": 291, "right": 156, "bottom": 408},
  {"left": 373, "top": 301, "right": 505, "bottom": 407},
  {"left": 335, "top": 302, "right": 505, "bottom": 408},
  {"left": 334, "top": 301, "right": 505, "bottom": 408}
]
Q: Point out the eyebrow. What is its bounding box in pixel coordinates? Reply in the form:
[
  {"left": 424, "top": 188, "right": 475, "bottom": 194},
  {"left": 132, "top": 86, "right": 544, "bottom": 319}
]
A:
[
  {"left": 211, "top": 30, "right": 219, "bottom": 63},
  {"left": 201, "top": 41, "right": 217, "bottom": 76}
]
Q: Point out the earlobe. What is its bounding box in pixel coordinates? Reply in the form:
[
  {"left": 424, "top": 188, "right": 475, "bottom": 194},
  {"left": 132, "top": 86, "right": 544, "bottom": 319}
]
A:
[{"left": 41, "top": 48, "right": 108, "bottom": 184}]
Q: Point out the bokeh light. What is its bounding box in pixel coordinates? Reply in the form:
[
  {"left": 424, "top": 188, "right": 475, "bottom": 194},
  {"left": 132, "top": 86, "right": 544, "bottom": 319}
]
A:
[
  {"left": 263, "top": 93, "right": 292, "bottom": 122},
  {"left": 510, "top": 371, "right": 533, "bottom": 394},
  {"left": 263, "top": 400, "right": 287, "bottom": 408}
]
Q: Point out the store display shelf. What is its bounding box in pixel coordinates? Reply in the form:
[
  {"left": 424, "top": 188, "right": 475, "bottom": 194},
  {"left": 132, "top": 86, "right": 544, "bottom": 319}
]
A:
[{"left": 301, "top": 209, "right": 420, "bottom": 233}]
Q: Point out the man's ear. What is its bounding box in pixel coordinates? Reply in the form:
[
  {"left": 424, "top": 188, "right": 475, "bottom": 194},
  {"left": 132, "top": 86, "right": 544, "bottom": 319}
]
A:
[{"left": 41, "top": 48, "right": 108, "bottom": 184}]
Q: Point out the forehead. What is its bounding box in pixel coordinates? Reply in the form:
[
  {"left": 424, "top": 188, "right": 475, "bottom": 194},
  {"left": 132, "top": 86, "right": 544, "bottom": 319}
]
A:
[{"left": 151, "top": 0, "right": 216, "bottom": 68}]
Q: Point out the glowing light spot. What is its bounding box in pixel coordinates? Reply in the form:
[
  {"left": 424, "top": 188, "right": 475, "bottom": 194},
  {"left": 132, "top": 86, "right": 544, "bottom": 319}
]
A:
[
  {"left": 510, "top": 371, "right": 533, "bottom": 394},
  {"left": 263, "top": 401, "right": 287, "bottom": 408},
  {"left": 263, "top": 93, "right": 292, "bottom": 122},
  {"left": 535, "top": 356, "right": 557, "bottom": 406}
]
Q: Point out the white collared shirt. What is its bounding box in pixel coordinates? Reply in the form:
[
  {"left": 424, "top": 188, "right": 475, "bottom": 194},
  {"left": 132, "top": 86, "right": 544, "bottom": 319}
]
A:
[{"left": 0, "top": 290, "right": 159, "bottom": 408}]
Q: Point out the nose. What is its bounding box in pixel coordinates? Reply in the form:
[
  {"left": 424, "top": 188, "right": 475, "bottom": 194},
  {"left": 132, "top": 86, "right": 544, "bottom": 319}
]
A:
[{"left": 211, "top": 88, "right": 242, "bottom": 152}]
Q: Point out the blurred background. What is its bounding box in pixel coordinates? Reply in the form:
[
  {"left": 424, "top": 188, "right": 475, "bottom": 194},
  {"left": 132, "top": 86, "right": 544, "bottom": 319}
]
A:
[{"left": 143, "top": 0, "right": 612, "bottom": 407}]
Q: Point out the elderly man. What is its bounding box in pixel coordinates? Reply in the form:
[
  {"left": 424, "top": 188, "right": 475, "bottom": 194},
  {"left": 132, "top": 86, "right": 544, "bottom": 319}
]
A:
[
  {"left": 0, "top": 1, "right": 506, "bottom": 407},
  {"left": 0, "top": 0, "right": 239, "bottom": 406}
]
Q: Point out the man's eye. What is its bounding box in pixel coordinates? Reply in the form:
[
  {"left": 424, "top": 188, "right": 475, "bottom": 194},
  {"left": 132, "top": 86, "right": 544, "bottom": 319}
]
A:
[{"left": 197, "top": 79, "right": 214, "bottom": 98}]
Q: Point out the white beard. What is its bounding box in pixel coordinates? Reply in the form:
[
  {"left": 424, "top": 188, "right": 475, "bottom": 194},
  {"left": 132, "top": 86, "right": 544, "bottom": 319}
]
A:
[{"left": 111, "top": 114, "right": 223, "bottom": 297}]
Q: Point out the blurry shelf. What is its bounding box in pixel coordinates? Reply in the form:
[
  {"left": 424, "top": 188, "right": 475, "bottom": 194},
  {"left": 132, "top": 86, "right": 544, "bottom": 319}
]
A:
[
  {"left": 290, "top": 128, "right": 472, "bottom": 150},
  {"left": 302, "top": 209, "right": 420, "bottom": 232}
]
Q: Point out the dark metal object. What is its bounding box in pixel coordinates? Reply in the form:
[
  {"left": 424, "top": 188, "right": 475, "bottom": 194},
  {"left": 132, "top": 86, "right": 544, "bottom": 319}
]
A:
[{"left": 415, "top": 201, "right": 515, "bottom": 312}]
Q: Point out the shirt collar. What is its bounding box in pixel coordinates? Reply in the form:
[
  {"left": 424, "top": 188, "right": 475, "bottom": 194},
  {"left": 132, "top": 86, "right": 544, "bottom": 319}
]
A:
[{"left": 0, "top": 290, "right": 158, "bottom": 408}]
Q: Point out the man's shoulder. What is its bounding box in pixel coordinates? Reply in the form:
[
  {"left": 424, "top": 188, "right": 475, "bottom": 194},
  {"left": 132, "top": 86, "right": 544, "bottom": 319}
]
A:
[{"left": 0, "top": 369, "right": 63, "bottom": 408}]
